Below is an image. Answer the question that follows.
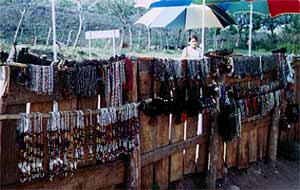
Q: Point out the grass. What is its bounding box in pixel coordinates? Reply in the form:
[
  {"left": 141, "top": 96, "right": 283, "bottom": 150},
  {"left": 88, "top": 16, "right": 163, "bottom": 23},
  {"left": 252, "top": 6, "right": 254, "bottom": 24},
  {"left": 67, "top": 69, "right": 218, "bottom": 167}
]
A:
[{"left": 2, "top": 42, "right": 271, "bottom": 61}]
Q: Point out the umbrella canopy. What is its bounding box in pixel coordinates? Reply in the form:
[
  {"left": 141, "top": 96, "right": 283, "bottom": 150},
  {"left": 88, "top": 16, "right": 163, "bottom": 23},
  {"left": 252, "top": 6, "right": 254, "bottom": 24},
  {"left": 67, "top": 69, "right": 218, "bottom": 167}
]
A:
[
  {"left": 219, "top": 0, "right": 300, "bottom": 18},
  {"left": 135, "top": 4, "right": 235, "bottom": 30},
  {"left": 218, "top": 0, "right": 300, "bottom": 56},
  {"left": 134, "top": 0, "right": 160, "bottom": 8},
  {"left": 149, "top": 0, "right": 240, "bottom": 8}
]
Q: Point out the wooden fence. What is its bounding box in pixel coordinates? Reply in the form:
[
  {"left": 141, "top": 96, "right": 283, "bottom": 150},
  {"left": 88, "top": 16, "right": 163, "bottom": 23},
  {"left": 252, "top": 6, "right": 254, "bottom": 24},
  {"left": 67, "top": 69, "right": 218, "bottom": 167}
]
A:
[{"left": 0, "top": 57, "right": 299, "bottom": 189}]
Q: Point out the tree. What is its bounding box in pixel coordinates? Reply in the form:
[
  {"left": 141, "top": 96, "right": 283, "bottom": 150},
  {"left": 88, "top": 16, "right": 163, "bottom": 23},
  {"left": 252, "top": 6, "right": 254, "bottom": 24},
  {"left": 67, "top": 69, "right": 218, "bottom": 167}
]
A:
[
  {"left": 95, "top": 0, "right": 141, "bottom": 50},
  {"left": 73, "top": 0, "right": 83, "bottom": 49},
  {"left": 13, "top": 0, "right": 33, "bottom": 44}
]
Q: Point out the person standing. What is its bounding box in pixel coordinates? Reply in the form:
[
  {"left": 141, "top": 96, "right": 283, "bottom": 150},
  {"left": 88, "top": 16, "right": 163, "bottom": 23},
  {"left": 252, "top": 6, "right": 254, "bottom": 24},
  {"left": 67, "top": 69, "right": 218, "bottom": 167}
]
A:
[{"left": 182, "top": 34, "right": 203, "bottom": 59}]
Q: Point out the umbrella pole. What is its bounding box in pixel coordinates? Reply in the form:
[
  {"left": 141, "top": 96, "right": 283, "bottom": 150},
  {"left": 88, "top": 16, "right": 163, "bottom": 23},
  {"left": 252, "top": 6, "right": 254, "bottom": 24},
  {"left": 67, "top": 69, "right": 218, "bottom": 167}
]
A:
[
  {"left": 51, "top": 0, "right": 57, "bottom": 62},
  {"left": 248, "top": 1, "right": 253, "bottom": 56},
  {"left": 51, "top": 0, "right": 59, "bottom": 112},
  {"left": 201, "top": 0, "right": 206, "bottom": 57}
]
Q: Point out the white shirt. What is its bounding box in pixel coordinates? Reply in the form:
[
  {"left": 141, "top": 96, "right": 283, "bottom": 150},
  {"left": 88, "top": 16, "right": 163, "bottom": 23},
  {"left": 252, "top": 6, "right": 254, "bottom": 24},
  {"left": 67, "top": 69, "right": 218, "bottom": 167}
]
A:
[{"left": 182, "top": 46, "right": 202, "bottom": 59}]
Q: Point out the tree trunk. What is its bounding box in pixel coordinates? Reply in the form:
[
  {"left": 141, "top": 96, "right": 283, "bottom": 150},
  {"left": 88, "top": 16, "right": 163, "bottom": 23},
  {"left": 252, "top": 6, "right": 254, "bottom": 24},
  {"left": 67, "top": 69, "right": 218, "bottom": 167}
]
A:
[
  {"left": 165, "top": 30, "right": 169, "bottom": 50},
  {"left": 206, "top": 112, "right": 220, "bottom": 190},
  {"left": 13, "top": 7, "right": 27, "bottom": 44},
  {"left": 137, "top": 28, "right": 142, "bottom": 49},
  {"left": 221, "top": 40, "right": 224, "bottom": 49},
  {"left": 160, "top": 31, "right": 163, "bottom": 49},
  {"left": 60, "top": 32, "right": 64, "bottom": 44},
  {"left": 66, "top": 30, "right": 73, "bottom": 47},
  {"left": 236, "top": 28, "right": 242, "bottom": 47},
  {"left": 73, "top": 12, "right": 83, "bottom": 49},
  {"left": 46, "top": 27, "right": 52, "bottom": 47},
  {"left": 147, "top": 28, "right": 151, "bottom": 50},
  {"left": 33, "top": 36, "right": 37, "bottom": 47},
  {"left": 20, "top": 27, "right": 23, "bottom": 42},
  {"left": 213, "top": 30, "right": 217, "bottom": 49},
  {"left": 128, "top": 24, "right": 133, "bottom": 50},
  {"left": 104, "top": 39, "right": 111, "bottom": 50},
  {"left": 119, "top": 26, "right": 125, "bottom": 50},
  {"left": 177, "top": 29, "right": 182, "bottom": 49},
  {"left": 33, "top": 24, "right": 37, "bottom": 47}
]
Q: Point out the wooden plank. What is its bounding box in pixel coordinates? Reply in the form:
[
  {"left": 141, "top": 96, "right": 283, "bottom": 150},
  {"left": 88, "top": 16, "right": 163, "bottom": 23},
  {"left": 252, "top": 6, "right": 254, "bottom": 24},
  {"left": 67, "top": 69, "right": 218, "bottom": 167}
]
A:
[
  {"left": 226, "top": 138, "right": 238, "bottom": 168},
  {"left": 262, "top": 124, "right": 269, "bottom": 157},
  {"left": 1, "top": 104, "right": 26, "bottom": 185},
  {"left": 154, "top": 115, "right": 169, "bottom": 188},
  {"left": 58, "top": 98, "right": 78, "bottom": 111},
  {"left": 202, "top": 113, "right": 210, "bottom": 134},
  {"left": 156, "top": 115, "right": 169, "bottom": 148},
  {"left": 217, "top": 137, "right": 224, "bottom": 179},
  {"left": 5, "top": 160, "right": 126, "bottom": 189},
  {"left": 7, "top": 80, "right": 53, "bottom": 106},
  {"left": 130, "top": 61, "right": 138, "bottom": 102},
  {"left": 155, "top": 159, "right": 169, "bottom": 189},
  {"left": 139, "top": 112, "right": 155, "bottom": 189},
  {"left": 77, "top": 97, "right": 97, "bottom": 110},
  {"left": 140, "top": 112, "right": 154, "bottom": 154},
  {"left": 170, "top": 116, "right": 184, "bottom": 182},
  {"left": 238, "top": 125, "right": 249, "bottom": 169},
  {"left": 141, "top": 165, "right": 153, "bottom": 189},
  {"left": 142, "top": 135, "right": 207, "bottom": 166},
  {"left": 197, "top": 141, "right": 207, "bottom": 173},
  {"left": 257, "top": 123, "right": 265, "bottom": 160},
  {"left": 138, "top": 59, "right": 152, "bottom": 100},
  {"left": 184, "top": 116, "right": 198, "bottom": 175},
  {"left": 249, "top": 126, "right": 258, "bottom": 163},
  {"left": 139, "top": 63, "right": 157, "bottom": 189}
]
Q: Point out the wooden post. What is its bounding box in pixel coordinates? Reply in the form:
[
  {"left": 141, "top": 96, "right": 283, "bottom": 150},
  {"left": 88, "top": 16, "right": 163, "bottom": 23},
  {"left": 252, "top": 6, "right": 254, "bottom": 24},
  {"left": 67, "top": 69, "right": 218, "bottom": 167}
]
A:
[
  {"left": 268, "top": 107, "right": 281, "bottom": 168},
  {"left": 129, "top": 61, "right": 141, "bottom": 190},
  {"left": 206, "top": 112, "right": 220, "bottom": 190},
  {"left": 0, "top": 66, "right": 10, "bottom": 187}
]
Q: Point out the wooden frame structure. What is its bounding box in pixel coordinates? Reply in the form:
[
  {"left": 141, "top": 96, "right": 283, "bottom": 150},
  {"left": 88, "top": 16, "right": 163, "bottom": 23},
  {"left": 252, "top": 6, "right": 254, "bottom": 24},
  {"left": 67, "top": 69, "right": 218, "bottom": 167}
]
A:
[{"left": 0, "top": 58, "right": 299, "bottom": 189}]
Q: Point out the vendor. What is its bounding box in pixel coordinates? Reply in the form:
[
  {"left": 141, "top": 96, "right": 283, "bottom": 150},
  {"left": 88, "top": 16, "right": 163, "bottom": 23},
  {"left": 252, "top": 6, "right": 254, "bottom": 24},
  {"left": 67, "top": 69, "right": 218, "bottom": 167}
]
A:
[{"left": 182, "top": 34, "right": 202, "bottom": 59}]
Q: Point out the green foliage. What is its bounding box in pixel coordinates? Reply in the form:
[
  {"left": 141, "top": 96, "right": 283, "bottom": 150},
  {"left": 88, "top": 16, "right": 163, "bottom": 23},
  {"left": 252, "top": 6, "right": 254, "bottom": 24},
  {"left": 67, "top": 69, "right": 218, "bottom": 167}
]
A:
[{"left": 0, "top": 1, "right": 299, "bottom": 59}]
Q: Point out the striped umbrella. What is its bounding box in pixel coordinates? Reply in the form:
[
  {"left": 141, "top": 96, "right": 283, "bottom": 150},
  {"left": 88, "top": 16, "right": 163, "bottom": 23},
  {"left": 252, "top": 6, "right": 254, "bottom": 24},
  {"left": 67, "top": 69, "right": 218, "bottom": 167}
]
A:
[
  {"left": 219, "top": 0, "right": 300, "bottom": 18},
  {"left": 148, "top": 0, "right": 240, "bottom": 8},
  {"left": 135, "top": 4, "right": 235, "bottom": 29},
  {"left": 135, "top": 1, "right": 236, "bottom": 56}
]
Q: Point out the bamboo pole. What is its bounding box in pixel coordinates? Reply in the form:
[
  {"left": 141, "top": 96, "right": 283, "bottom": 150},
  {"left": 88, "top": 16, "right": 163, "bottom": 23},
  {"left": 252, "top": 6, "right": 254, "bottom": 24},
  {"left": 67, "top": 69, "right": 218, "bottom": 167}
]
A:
[{"left": 0, "top": 99, "right": 152, "bottom": 122}]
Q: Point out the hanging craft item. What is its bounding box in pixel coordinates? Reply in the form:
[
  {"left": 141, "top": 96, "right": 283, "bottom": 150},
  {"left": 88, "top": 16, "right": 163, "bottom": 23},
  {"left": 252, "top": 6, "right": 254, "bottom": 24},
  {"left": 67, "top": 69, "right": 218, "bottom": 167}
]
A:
[
  {"left": 17, "top": 113, "right": 33, "bottom": 183},
  {"left": 218, "top": 88, "right": 241, "bottom": 142},
  {"left": 95, "top": 103, "right": 139, "bottom": 164},
  {"left": 47, "top": 112, "right": 64, "bottom": 180},
  {"left": 61, "top": 111, "right": 72, "bottom": 176},
  {"left": 103, "top": 61, "right": 126, "bottom": 107},
  {"left": 32, "top": 113, "right": 45, "bottom": 179},
  {"left": 86, "top": 109, "right": 95, "bottom": 160},
  {"left": 139, "top": 57, "right": 216, "bottom": 123},
  {"left": 71, "top": 111, "right": 85, "bottom": 172},
  {"left": 76, "top": 66, "right": 97, "bottom": 97},
  {"left": 27, "top": 64, "right": 54, "bottom": 95},
  {"left": 232, "top": 81, "right": 282, "bottom": 120},
  {"left": 232, "top": 55, "right": 279, "bottom": 79},
  {"left": 96, "top": 108, "right": 116, "bottom": 163}
]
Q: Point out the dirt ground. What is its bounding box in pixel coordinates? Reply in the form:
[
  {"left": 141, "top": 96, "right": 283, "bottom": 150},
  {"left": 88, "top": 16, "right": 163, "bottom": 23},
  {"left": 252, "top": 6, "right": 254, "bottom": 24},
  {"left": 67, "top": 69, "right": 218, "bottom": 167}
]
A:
[{"left": 172, "top": 158, "right": 300, "bottom": 190}]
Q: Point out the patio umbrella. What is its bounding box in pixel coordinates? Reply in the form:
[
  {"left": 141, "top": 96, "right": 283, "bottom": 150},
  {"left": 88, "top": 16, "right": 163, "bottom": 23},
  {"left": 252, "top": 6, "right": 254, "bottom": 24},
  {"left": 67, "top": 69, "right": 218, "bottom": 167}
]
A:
[
  {"left": 135, "top": 4, "right": 235, "bottom": 55},
  {"left": 220, "top": 0, "right": 300, "bottom": 18},
  {"left": 135, "top": 5, "right": 235, "bottom": 29},
  {"left": 219, "top": 0, "right": 300, "bottom": 56},
  {"left": 148, "top": 0, "right": 240, "bottom": 8},
  {"left": 134, "top": 0, "right": 160, "bottom": 8}
]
